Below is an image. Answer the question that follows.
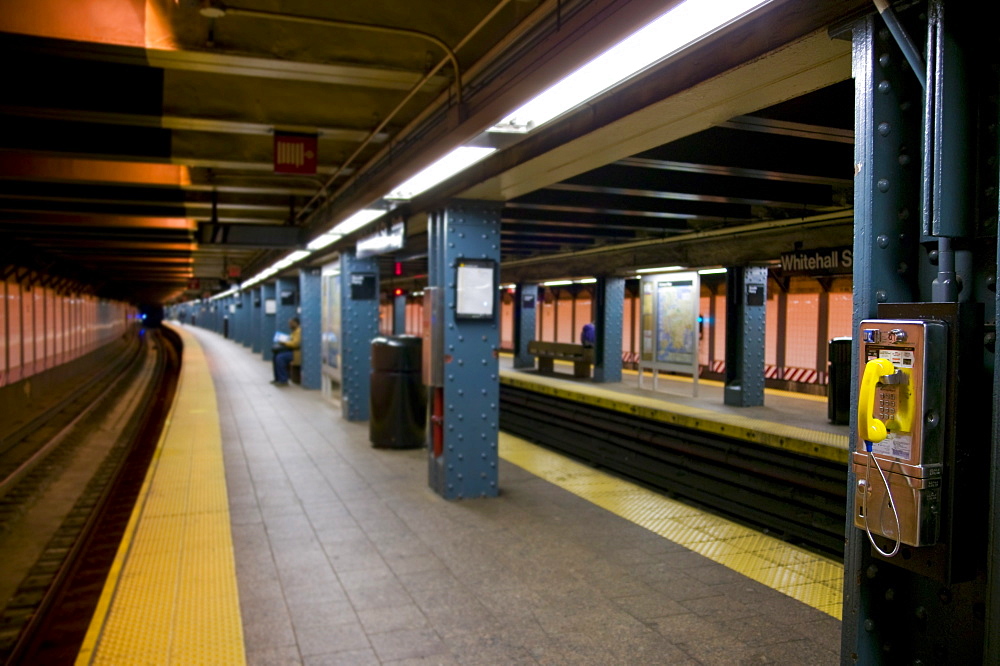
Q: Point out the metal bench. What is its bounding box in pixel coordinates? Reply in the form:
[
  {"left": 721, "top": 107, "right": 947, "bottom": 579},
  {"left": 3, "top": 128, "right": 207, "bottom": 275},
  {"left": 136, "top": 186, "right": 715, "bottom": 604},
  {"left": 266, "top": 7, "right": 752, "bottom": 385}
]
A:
[{"left": 527, "top": 341, "right": 594, "bottom": 378}]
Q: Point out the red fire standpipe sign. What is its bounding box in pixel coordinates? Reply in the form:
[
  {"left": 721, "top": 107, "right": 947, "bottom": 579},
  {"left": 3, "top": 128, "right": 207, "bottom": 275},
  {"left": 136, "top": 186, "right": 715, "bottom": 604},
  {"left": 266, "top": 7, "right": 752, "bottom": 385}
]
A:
[{"left": 274, "top": 131, "right": 318, "bottom": 174}]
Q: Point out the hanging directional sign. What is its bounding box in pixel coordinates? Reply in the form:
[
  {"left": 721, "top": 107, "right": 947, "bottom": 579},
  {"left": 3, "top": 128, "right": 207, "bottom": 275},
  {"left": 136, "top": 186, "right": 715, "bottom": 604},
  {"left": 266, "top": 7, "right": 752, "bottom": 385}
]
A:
[{"left": 274, "top": 131, "right": 318, "bottom": 174}]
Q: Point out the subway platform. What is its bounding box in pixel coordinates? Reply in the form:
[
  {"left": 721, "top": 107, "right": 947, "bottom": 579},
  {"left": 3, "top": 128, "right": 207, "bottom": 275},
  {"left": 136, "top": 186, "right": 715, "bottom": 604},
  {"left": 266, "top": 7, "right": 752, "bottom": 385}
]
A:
[{"left": 78, "top": 324, "right": 843, "bottom": 665}]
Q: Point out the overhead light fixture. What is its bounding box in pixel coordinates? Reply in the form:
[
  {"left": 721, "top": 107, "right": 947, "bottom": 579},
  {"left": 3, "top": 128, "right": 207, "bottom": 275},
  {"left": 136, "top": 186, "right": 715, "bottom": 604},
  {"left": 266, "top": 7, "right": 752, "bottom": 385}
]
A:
[
  {"left": 542, "top": 280, "right": 572, "bottom": 286},
  {"left": 386, "top": 146, "right": 495, "bottom": 200},
  {"left": 199, "top": 0, "right": 227, "bottom": 18},
  {"left": 634, "top": 266, "right": 684, "bottom": 274},
  {"left": 307, "top": 233, "right": 341, "bottom": 251},
  {"left": 331, "top": 208, "right": 385, "bottom": 236},
  {"left": 490, "top": 0, "right": 771, "bottom": 133},
  {"left": 574, "top": 278, "right": 597, "bottom": 284},
  {"left": 698, "top": 267, "right": 728, "bottom": 275}
]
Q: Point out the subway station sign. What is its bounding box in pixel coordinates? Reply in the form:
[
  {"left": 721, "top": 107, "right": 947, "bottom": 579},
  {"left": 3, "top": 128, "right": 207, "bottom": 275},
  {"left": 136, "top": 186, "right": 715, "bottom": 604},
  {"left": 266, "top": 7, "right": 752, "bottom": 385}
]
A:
[{"left": 779, "top": 246, "right": 853, "bottom": 277}]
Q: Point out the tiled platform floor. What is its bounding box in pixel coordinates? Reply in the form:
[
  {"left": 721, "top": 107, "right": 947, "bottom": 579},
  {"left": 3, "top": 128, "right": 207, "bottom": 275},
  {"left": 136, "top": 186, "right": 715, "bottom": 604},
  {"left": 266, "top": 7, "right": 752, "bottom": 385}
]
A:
[{"left": 190, "top": 325, "right": 841, "bottom": 665}]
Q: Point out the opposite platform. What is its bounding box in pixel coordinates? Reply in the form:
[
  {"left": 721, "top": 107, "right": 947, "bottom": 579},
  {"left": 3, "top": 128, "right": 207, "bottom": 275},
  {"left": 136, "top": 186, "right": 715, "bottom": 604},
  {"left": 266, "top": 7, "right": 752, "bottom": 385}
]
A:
[{"left": 499, "top": 357, "right": 851, "bottom": 463}]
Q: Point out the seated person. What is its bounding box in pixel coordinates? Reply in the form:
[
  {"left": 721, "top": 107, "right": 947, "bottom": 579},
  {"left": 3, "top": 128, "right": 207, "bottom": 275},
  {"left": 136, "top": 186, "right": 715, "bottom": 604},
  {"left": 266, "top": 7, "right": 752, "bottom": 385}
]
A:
[
  {"left": 272, "top": 317, "right": 301, "bottom": 386},
  {"left": 581, "top": 322, "right": 596, "bottom": 348}
]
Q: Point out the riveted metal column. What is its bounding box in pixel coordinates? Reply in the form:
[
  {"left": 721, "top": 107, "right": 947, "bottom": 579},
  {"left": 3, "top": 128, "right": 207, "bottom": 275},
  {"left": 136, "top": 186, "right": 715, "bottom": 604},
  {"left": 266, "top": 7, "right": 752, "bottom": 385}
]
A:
[
  {"left": 339, "top": 250, "right": 379, "bottom": 421},
  {"left": 593, "top": 276, "right": 623, "bottom": 383},
  {"left": 844, "top": 6, "right": 988, "bottom": 662},
  {"left": 991, "top": 201, "right": 1000, "bottom": 658},
  {"left": 250, "top": 288, "right": 261, "bottom": 353},
  {"left": 261, "top": 282, "right": 277, "bottom": 362},
  {"left": 427, "top": 201, "right": 502, "bottom": 500},
  {"left": 723, "top": 266, "right": 766, "bottom": 407},
  {"left": 512, "top": 283, "right": 537, "bottom": 369},
  {"left": 240, "top": 290, "right": 253, "bottom": 346},
  {"left": 275, "top": 277, "right": 298, "bottom": 333},
  {"left": 393, "top": 293, "right": 407, "bottom": 334},
  {"left": 299, "top": 267, "right": 321, "bottom": 390}
]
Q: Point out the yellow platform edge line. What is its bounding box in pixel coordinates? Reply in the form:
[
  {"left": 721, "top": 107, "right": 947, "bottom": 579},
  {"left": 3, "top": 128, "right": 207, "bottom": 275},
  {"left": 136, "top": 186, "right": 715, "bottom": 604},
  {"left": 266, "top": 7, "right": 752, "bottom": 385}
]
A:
[
  {"left": 499, "top": 370, "right": 850, "bottom": 463},
  {"left": 76, "top": 325, "right": 246, "bottom": 665},
  {"left": 498, "top": 432, "right": 844, "bottom": 620}
]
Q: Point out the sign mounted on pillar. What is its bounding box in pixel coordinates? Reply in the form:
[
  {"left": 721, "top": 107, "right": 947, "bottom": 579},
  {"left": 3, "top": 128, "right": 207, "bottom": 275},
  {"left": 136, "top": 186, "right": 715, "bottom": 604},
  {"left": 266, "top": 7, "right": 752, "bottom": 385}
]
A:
[
  {"left": 274, "top": 131, "right": 318, "bottom": 174},
  {"left": 455, "top": 259, "right": 496, "bottom": 320}
]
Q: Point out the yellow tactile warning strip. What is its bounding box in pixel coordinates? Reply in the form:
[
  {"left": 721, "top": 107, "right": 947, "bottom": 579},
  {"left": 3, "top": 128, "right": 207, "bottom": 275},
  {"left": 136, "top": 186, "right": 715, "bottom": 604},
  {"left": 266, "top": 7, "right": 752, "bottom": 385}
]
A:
[
  {"left": 76, "top": 325, "right": 245, "bottom": 665},
  {"left": 500, "top": 369, "right": 850, "bottom": 463},
  {"left": 499, "top": 432, "right": 844, "bottom": 619}
]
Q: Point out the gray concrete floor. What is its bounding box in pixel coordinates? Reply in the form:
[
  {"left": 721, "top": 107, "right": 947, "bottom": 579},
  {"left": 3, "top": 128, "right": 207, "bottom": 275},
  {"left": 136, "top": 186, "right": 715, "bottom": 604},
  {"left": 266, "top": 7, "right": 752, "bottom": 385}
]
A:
[{"left": 188, "top": 325, "right": 841, "bottom": 665}]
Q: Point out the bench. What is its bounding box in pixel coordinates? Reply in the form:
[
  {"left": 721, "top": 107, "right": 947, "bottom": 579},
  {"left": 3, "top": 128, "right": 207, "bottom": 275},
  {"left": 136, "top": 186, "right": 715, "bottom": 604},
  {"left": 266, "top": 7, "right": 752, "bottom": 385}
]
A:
[{"left": 527, "top": 341, "right": 594, "bottom": 378}]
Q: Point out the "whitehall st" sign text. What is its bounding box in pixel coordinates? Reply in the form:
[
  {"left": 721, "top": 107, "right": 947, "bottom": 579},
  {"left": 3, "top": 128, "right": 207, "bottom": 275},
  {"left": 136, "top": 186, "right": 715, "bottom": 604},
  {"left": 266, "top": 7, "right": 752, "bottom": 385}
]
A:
[{"left": 780, "top": 246, "right": 853, "bottom": 276}]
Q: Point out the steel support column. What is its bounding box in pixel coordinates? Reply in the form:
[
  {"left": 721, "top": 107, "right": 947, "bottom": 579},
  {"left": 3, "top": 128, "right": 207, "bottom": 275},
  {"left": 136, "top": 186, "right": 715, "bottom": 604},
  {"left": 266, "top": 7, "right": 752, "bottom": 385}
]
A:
[
  {"left": 427, "top": 200, "right": 502, "bottom": 500},
  {"left": 339, "top": 250, "right": 379, "bottom": 421},
  {"left": 512, "top": 283, "right": 537, "bottom": 369},
  {"left": 723, "top": 266, "right": 767, "bottom": 407},
  {"left": 261, "top": 282, "right": 277, "bottom": 362},
  {"left": 393, "top": 293, "right": 407, "bottom": 334},
  {"left": 299, "top": 268, "right": 321, "bottom": 390},
  {"left": 593, "top": 276, "right": 623, "bottom": 383},
  {"left": 240, "top": 290, "right": 253, "bottom": 346},
  {"left": 844, "top": 5, "right": 995, "bottom": 663},
  {"left": 250, "top": 287, "right": 261, "bottom": 353},
  {"left": 275, "top": 277, "right": 298, "bottom": 334}
]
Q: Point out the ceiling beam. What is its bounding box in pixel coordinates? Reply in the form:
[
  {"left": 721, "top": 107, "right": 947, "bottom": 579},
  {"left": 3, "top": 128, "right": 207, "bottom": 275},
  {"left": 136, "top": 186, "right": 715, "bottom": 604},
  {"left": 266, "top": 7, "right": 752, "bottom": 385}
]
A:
[{"left": 0, "top": 105, "right": 389, "bottom": 143}]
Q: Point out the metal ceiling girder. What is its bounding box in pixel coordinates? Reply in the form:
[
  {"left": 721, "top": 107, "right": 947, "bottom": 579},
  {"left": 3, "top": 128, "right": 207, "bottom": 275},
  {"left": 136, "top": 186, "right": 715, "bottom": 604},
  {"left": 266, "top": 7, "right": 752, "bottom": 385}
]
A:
[
  {"left": 1, "top": 32, "right": 444, "bottom": 90},
  {"left": 717, "top": 115, "right": 855, "bottom": 143},
  {"left": 613, "top": 157, "right": 853, "bottom": 187},
  {"left": 0, "top": 105, "right": 388, "bottom": 143},
  {"left": 500, "top": 213, "right": 853, "bottom": 283},
  {"left": 197, "top": 222, "right": 304, "bottom": 248}
]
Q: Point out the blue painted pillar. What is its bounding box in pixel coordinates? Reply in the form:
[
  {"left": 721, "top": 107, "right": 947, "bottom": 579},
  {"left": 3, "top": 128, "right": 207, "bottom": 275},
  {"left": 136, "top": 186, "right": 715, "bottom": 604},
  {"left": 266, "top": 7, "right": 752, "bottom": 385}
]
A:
[
  {"left": 723, "top": 266, "right": 767, "bottom": 407},
  {"left": 393, "top": 293, "right": 407, "bottom": 334},
  {"left": 261, "top": 282, "right": 277, "bottom": 362},
  {"left": 593, "top": 276, "right": 624, "bottom": 383},
  {"left": 250, "top": 288, "right": 261, "bottom": 353},
  {"left": 275, "top": 277, "right": 299, "bottom": 335},
  {"left": 512, "top": 283, "right": 537, "bottom": 369},
  {"left": 339, "top": 250, "right": 380, "bottom": 421},
  {"left": 240, "top": 290, "right": 253, "bottom": 346},
  {"left": 299, "top": 268, "right": 322, "bottom": 390},
  {"left": 427, "top": 200, "right": 502, "bottom": 500}
]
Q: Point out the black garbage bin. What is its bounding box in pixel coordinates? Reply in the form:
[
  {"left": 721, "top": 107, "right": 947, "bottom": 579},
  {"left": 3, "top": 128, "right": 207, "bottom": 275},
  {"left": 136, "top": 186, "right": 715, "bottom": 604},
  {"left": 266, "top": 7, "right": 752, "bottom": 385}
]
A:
[
  {"left": 370, "top": 335, "right": 426, "bottom": 448},
  {"left": 827, "top": 337, "right": 852, "bottom": 425}
]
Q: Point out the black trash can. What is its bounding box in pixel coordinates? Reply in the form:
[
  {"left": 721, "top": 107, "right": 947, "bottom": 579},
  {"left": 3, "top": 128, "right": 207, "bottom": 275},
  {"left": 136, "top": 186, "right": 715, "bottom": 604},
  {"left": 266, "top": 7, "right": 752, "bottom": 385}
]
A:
[
  {"left": 370, "top": 335, "right": 427, "bottom": 448},
  {"left": 827, "top": 337, "right": 852, "bottom": 425}
]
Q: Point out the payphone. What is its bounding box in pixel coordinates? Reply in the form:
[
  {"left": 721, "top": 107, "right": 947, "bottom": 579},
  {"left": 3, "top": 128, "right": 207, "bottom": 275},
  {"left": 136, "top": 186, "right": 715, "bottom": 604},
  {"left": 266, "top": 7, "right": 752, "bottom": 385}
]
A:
[{"left": 853, "top": 318, "right": 948, "bottom": 557}]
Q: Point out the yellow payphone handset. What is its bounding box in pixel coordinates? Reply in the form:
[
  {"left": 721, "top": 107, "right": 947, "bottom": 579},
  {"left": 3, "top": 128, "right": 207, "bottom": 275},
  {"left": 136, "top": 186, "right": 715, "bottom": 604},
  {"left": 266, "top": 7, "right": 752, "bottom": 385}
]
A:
[
  {"left": 858, "top": 357, "right": 903, "bottom": 557},
  {"left": 854, "top": 319, "right": 947, "bottom": 557}
]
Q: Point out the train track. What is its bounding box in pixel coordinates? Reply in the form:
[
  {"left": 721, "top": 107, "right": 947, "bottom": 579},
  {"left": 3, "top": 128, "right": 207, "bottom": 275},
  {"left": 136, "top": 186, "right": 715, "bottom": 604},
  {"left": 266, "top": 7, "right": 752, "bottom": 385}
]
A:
[
  {"left": 0, "top": 326, "right": 181, "bottom": 665},
  {"left": 499, "top": 384, "right": 847, "bottom": 558}
]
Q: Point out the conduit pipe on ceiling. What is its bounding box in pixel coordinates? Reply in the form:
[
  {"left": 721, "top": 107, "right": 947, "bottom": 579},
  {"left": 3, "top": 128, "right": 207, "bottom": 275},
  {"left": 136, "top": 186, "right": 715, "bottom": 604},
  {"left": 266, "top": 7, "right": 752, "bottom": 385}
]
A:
[
  {"left": 199, "top": 0, "right": 489, "bottom": 226},
  {"left": 292, "top": 0, "right": 520, "bottom": 227}
]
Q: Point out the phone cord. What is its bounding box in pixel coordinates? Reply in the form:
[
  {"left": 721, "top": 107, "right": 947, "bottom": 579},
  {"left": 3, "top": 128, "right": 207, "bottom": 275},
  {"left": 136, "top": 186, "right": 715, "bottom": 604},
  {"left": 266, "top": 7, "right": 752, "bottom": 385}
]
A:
[{"left": 863, "top": 443, "right": 901, "bottom": 558}]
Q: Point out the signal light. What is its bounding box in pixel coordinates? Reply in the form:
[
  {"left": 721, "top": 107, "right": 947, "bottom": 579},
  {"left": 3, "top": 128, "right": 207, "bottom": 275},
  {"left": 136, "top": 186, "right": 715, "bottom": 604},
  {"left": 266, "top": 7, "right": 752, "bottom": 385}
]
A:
[
  {"left": 394, "top": 262, "right": 403, "bottom": 276},
  {"left": 394, "top": 288, "right": 405, "bottom": 297}
]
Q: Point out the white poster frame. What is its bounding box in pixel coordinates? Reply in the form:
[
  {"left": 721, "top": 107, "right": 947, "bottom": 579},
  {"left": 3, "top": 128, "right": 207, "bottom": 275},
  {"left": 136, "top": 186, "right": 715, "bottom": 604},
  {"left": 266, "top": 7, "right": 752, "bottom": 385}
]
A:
[{"left": 637, "top": 271, "right": 700, "bottom": 397}]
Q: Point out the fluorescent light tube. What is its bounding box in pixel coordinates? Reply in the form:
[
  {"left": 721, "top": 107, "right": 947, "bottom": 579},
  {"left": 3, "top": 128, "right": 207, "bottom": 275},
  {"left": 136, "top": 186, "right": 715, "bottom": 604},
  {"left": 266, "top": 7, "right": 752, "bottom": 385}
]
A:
[
  {"left": 307, "top": 233, "right": 342, "bottom": 251},
  {"left": 331, "top": 208, "right": 385, "bottom": 236},
  {"left": 494, "top": 0, "right": 771, "bottom": 133},
  {"left": 635, "top": 266, "right": 684, "bottom": 274},
  {"left": 387, "top": 146, "right": 495, "bottom": 200}
]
